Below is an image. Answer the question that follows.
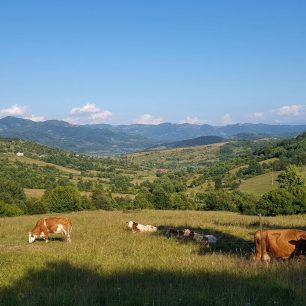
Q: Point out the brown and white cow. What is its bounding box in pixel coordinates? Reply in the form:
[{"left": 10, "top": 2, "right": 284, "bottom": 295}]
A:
[
  {"left": 28, "top": 217, "right": 72, "bottom": 243},
  {"left": 183, "top": 229, "right": 218, "bottom": 244},
  {"left": 253, "top": 229, "right": 306, "bottom": 262},
  {"left": 128, "top": 221, "right": 157, "bottom": 233}
]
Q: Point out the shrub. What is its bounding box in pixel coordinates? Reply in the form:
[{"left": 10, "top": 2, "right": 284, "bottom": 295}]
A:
[
  {"left": 42, "top": 186, "right": 82, "bottom": 212},
  {"left": 256, "top": 189, "right": 295, "bottom": 216},
  {"left": 92, "top": 189, "right": 116, "bottom": 210},
  {"left": 0, "top": 201, "right": 24, "bottom": 217},
  {"left": 133, "top": 191, "right": 154, "bottom": 209},
  {"left": 25, "top": 198, "right": 49, "bottom": 215}
]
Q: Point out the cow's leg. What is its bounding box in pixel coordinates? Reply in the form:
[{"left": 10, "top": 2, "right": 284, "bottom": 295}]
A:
[
  {"left": 62, "top": 227, "right": 71, "bottom": 242},
  {"left": 42, "top": 229, "right": 49, "bottom": 243}
]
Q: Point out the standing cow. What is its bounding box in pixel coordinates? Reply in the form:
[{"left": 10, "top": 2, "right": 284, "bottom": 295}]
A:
[
  {"left": 253, "top": 229, "right": 306, "bottom": 262},
  {"left": 28, "top": 217, "right": 72, "bottom": 243}
]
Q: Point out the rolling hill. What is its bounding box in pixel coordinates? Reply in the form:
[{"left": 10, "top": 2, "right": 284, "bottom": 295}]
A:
[
  {"left": 1, "top": 116, "right": 306, "bottom": 155},
  {"left": 89, "top": 122, "right": 306, "bottom": 142},
  {"left": 0, "top": 117, "right": 157, "bottom": 155}
]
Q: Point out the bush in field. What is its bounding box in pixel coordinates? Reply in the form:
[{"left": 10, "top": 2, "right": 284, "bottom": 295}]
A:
[
  {"left": 42, "top": 186, "right": 82, "bottom": 212},
  {"left": 92, "top": 189, "right": 116, "bottom": 210},
  {"left": 234, "top": 192, "right": 258, "bottom": 215},
  {"left": 278, "top": 165, "right": 305, "bottom": 191},
  {"left": 114, "top": 196, "right": 133, "bottom": 210},
  {"left": 109, "top": 174, "right": 132, "bottom": 193},
  {"left": 25, "top": 198, "right": 49, "bottom": 215},
  {"left": 0, "top": 178, "right": 25, "bottom": 203},
  {"left": 256, "top": 189, "right": 294, "bottom": 216},
  {"left": 0, "top": 201, "right": 24, "bottom": 217},
  {"left": 291, "top": 186, "right": 306, "bottom": 213},
  {"left": 80, "top": 195, "right": 95, "bottom": 210},
  {"left": 133, "top": 190, "right": 154, "bottom": 209},
  {"left": 169, "top": 192, "right": 194, "bottom": 210},
  {"left": 197, "top": 190, "right": 239, "bottom": 212},
  {"left": 152, "top": 187, "right": 171, "bottom": 209}
]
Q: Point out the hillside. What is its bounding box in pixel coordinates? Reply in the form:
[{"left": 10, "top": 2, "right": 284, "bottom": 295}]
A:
[
  {"left": 0, "top": 117, "right": 157, "bottom": 155},
  {"left": 2, "top": 117, "right": 306, "bottom": 155},
  {"left": 90, "top": 122, "right": 306, "bottom": 142},
  {"left": 150, "top": 135, "right": 225, "bottom": 149},
  {"left": 1, "top": 132, "right": 306, "bottom": 218}
]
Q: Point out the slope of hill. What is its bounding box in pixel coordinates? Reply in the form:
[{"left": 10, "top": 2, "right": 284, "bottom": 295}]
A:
[
  {"left": 150, "top": 135, "right": 225, "bottom": 149},
  {"left": 2, "top": 117, "right": 306, "bottom": 155},
  {"left": 0, "top": 117, "right": 157, "bottom": 155},
  {"left": 90, "top": 122, "right": 306, "bottom": 142}
]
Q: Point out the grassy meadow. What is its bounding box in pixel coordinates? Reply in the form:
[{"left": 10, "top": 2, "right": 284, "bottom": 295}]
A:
[{"left": 1, "top": 210, "right": 306, "bottom": 305}]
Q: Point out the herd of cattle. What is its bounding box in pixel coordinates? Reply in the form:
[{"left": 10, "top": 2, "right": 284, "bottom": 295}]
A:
[{"left": 28, "top": 217, "right": 306, "bottom": 263}]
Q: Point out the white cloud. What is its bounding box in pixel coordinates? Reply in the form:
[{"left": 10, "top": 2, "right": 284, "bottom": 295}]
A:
[
  {"left": 133, "top": 114, "right": 164, "bottom": 125},
  {"left": 24, "top": 115, "right": 46, "bottom": 122},
  {"left": 253, "top": 112, "right": 265, "bottom": 119},
  {"left": 0, "top": 104, "right": 27, "bottom": 117},
  {"left": 179, "top": 116, "right": 205, "bottom": 125},
  {"left": 222, "top": 114, "right": 233, "bottom": 125},
  {"left": 70, "top": 103, "right": 101, "bottom": 114},
  {"left": 67, "top": 103, "right": 112, "bottom": 124},
  {"left": 275, "top": 105, "right": 304, "bottom": 116}
]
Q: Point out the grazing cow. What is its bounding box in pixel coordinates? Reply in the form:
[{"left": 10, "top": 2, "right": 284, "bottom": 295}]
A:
[
  {"left": 128, "top": 221, "right": 157, "bottom": 233},
  {"left": 28, "top": 217, "right": 72, "bottom": 243},
  {"left": 183, "top": 229, "right": 218, "bottom": 244},
  {"left": 253, "top": 229, "right": 306, "bottom": 262}
]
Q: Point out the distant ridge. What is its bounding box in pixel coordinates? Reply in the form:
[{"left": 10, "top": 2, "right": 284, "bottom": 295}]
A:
[
  {"left": 1, "top": 116, "right": 306, "bottom": 155},
  {"left": 0, "top": 116, "right": 156, "bottom": 155},
  {"left": 89, "top": 122, "right": 306, "bottom": 142}
]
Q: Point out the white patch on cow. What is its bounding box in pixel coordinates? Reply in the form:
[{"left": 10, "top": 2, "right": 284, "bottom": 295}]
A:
[
  {"left": 183, "top": 229, "right": 191, "bottom": 237},
  {"left": 128, "top": 221, "right": 133, "bottom": 229},
  {"left": 205, "top": 235, "right": 218, "bottom": 243},
  {"left": 54, "top": 224, "right": 64, "bottom": 234},
  {"left": 43, "top": 219, "right": 47, "bottom": 227},
  {"left": 40, "top": 231, "right": 45, "bottom": 238},
  {"left": 28, "top": 232, "right": 36, "bottom": 243},
  {"left": 263, "top": 253, "right": 271, "bottom": 262}
]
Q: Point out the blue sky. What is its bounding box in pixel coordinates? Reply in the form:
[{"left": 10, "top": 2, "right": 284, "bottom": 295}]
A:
[{"left": 0, "top": 0, "right": 306, "bottom": 125}]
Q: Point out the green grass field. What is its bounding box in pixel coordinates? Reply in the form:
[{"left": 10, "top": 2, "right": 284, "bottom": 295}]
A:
[{"left": 1, "top": 210, "right": 305, "bottom": 305}]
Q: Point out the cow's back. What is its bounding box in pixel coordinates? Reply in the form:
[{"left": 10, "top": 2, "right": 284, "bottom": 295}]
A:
[{"left": 45, "top": 217, "right": 72, "bottom": 233}]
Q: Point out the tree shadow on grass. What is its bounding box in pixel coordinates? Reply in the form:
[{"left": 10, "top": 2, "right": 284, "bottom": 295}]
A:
[
  {"left": 0, "top": 261, "right": 305, "bottom": 306},
  {"left": 156, "top": 225, "right": 254, "bottom": 257}
]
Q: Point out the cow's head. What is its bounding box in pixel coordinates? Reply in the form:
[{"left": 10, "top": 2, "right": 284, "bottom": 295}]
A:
[
  {"left": 127, "top": 221, "right": 134, "bottom": 229},
  {"left": 28, "top": 232, "right": 36, "bottom": 243},
  {"left": 183, "top": 229, "right": 191, "bottom": 237}
]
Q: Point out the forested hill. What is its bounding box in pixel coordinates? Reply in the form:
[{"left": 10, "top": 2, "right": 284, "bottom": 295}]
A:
[
  {"left": 89, "top": 122, "right": 306, "bottom": 142},
  {"left": 150, "top": 135, "right": 225, "bottom": 149},
  {"left": 0, "top": 117, "right": 157, "bottom": 155},
  {"left": 1, "top": 116, "right": 306, "bottom": 155}
]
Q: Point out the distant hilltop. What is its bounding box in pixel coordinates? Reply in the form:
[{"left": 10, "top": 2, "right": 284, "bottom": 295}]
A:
[{"left": 1, "top": 116, "right": 306, "bottom": 155}]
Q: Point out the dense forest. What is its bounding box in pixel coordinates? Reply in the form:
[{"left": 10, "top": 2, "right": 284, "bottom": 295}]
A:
[{"left": 1, "top": 132, "right": 306, "bottom": 217}]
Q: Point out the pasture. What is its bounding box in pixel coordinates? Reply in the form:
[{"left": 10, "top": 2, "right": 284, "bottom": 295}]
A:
[{"left": 0, "top": 210, "right": 306, "bottom": 306}]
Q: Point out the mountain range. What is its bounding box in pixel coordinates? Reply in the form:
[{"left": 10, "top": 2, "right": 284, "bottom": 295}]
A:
[{"left": 1, "top": 116, "right": 306, "bottom": 155}]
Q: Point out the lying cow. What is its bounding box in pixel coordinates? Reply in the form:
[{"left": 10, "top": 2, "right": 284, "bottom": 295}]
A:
[
  {"left": 165, "top": 228, "right": 185, "bottom": 239},
  {"left": 183, "top": 229, "right": 218, "bottom": 244},
  {"left": 28, "top": 217, "right": 72, "bottom": 243},
  {"left": 253, "top": 229, "right": 306, "bottom": 262},
  {"left": 128, "top": 221, "right": 157, "bottom": 233}
]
